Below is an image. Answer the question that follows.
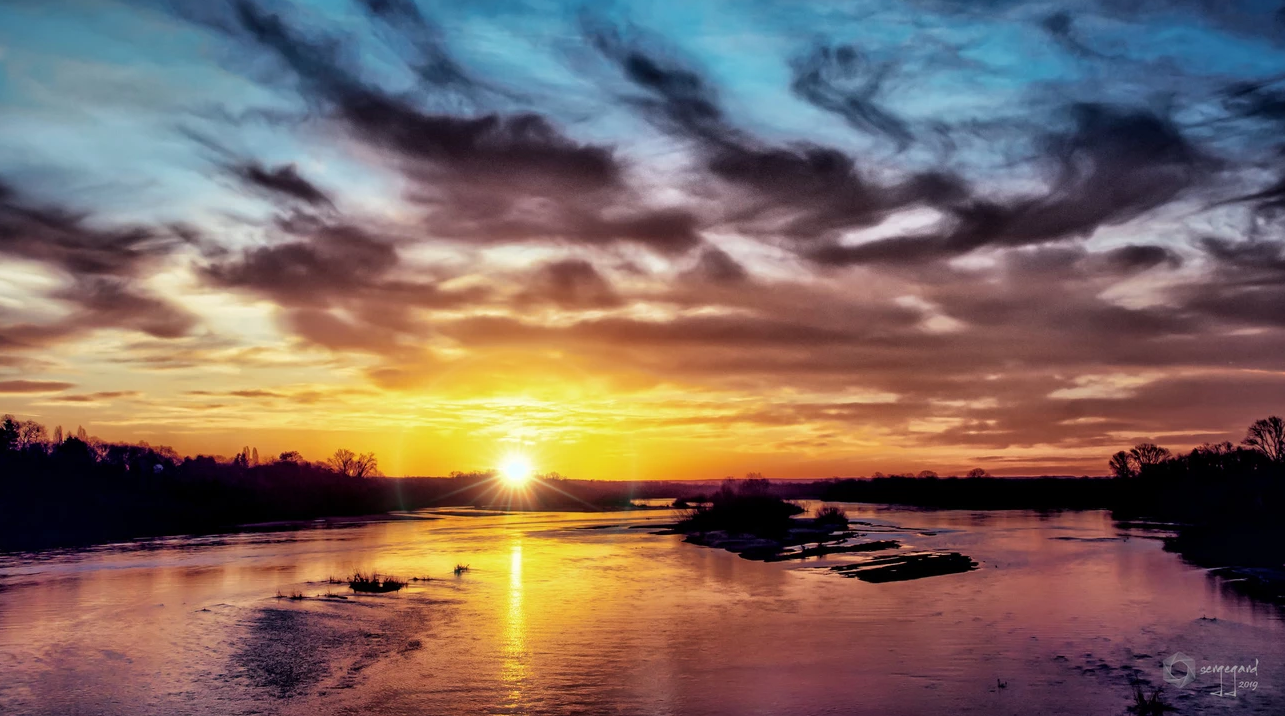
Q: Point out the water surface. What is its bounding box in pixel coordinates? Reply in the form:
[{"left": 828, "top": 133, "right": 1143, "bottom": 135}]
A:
[{"left": 1, "top": 505, "right": 1280, "bottom": 715}]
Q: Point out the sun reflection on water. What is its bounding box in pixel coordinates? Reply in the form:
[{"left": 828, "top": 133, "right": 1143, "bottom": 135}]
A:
[{"left": 501, "top": 540, "right": 526, "bottom": 706}]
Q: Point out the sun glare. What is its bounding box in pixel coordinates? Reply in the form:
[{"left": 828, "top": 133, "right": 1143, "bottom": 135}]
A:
[{"left": 500, "top": 455, "right": 533, "bottom": 486}]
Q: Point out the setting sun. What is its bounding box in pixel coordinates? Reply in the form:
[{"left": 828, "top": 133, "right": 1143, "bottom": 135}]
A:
[{"left": 500, "top": 456, "right": 533, "bottom": 486}]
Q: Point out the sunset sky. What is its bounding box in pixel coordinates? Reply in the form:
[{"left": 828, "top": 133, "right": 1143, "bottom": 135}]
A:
[{"left": 2, "top": 0, "right": 1284, "bottom": 478}]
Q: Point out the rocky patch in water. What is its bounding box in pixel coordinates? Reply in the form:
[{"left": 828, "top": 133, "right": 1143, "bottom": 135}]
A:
[{"left": 829, "top": 552, "right": 978, "bottom": 583}]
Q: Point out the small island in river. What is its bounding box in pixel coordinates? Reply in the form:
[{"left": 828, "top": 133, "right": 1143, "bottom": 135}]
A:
[{"left": 666, "top": 478, "right": 978, "bottom": 582}]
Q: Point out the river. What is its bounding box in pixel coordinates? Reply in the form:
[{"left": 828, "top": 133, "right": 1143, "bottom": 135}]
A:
[{"left": 1, "top": 504, "right": 1280, "bottom": 715}]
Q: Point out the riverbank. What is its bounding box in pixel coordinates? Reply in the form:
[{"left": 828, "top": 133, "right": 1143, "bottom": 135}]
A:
[{"left": 1161, "top": 524, "right": 1285, "bottom": 603}]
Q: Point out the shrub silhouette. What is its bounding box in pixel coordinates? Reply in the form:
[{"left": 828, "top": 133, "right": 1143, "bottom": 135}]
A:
[
  {"left": 677, "top": 478, "right": 804, "bottom": 537},
  {"left": 348, "top": 573, "right": 405, "bottom": 593}
]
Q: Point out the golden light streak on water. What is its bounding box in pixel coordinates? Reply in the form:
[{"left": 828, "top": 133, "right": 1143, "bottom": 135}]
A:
[{"left": 501, "top": 540, "right": 527, "bottom": 708}]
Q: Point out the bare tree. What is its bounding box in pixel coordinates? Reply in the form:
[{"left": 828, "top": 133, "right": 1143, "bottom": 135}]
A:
[
  {"left": 1109, "top": 451, "right": 1138, "bottom": 479},
  {"left": 1129, "top": 443, "right": 1171, "bottom": 468},
  {"left": 328, "top": 448, "right": 380, "bottom": 478},
  {"left": 1243, "top": 415, "right": 1285, "bottom": 464},
  {"left": 328, "top": 448, "right": 356, "bottom": 474},
  {"left": 917, "top": 470, "right": 939, "bottom": 478},
  {"left": 53, "top": 425, "right": 63, "bottom": 444},
  {"left": 351, "top": 452, "right": 379, "bottom": 478},
  {"left": 15, "top": 420, "right": 48, "bottom": 451},
  {"left": 966, "top": 468, "right": 989, "bottom": 478},
  {"left": 278, "top": 450, "right": 303, "bottom": 463},
  {"left": 1195, "top": 441, "right": 1235, "bottom": 456}
]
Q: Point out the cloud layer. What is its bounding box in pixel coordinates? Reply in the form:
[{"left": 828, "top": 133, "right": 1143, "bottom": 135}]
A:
[{"left": 2, "top": 0, "right": 1284, "bottom": 476}]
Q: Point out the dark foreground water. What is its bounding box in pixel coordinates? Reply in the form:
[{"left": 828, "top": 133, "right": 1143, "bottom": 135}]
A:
[{"left": 1, "top": 504, "right": 1281, "bottom": 715}]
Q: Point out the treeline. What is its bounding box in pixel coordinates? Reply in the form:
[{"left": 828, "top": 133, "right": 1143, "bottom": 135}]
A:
[
  {"left": 732, "top": 416, "right": 1285, "bottom": 518},
  {"left": 1104, "top": 416, "right": 1285, "bottom": 598},
  {"left": 4, "top": 411, "right": 1281, "bottom": 553},
  {"left": 1, "top": 414, "right": 398, "bottom": 550},
  {"left": 0, "top": 415, "right": 642, "bottom": 551},
  {"left": 1107, "top": 415, "right": 1285, "bottom": 525}
]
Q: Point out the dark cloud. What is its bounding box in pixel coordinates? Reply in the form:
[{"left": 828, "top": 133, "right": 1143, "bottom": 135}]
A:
[
  {"left": 1227, "top": 175, "right": 1285, "bottom": 215},
  {"left": 811, "top": 104, "right": 1205, "bottom": 265},
  {"left": 231, "top": 162, "right": 333, "bottom": 207},
  {"left": 790, "top": 43, "right": 914, "bottom": 149},
  {"left": 201, "top": 216, "right": 489, "bottom": 352},
  {"left": 228, "top": 389, "right": 284, "bottom": 398},
  {"left": 55, "top": 278, "right": 196, "bottom": 339},
  {"left": 1223, "top": 77, "right": 1285, "bottom": 128},
  {"left": 0, "top": 380, "right": 74, "bottom": 394},
  {"left": 1201, "top": 235, "right": 1285, "bottom": 274},
  {"left": 1215, "top": 77, "right": 1285, "bottom": 219},
  {"left": 516, "top": 259, "right": 622, "bottom": 310},
  {"left": 204, "top": 213, "right": 488, "bottom": 312},
  {"left": 0, "top": 179, "right": 179, "bottom": 278},
  {"left": 441, "top": 313, "right": 866, "bottom": 350},
  {"left": 203, "top": 223, "right": 399, "bottom": 307},
  {"left": 920, "top": 0, "right": 1285, "bottom": 45},
  {"left": 357, "top": 0, "right": 483, "bottom": 95},
  {"left": 1040, "top": 11, "right": 1106, "bottom": 59},
  {"left": 0, "top": 179, "right": 196, "bottom": 343},
  {"left": 685, "top": 248, "right": 749, "bottom": 284},
  {"left": 587, "top": 23, "right": 967, "bottom": 243},
  {"left": 584, "top": 20, "right": 728, "bottom": 142},
  {"left": 1099, "top": 244, "right": 1183, "bottom": 273},
  {"left": 49, "top": 391, "right": 141, "bottom": 403},
  {"left": 709, "top": 148, "right": 966, "bottom": 240},
  {"left": 1179, "top": 236, "right": 1285, "bottom": 327},
  {"left": 226, "top": 1, "right": 618, "bottom": 189},
  {"left": 202, "top": 0, "right": 703, "bottom": 256}
]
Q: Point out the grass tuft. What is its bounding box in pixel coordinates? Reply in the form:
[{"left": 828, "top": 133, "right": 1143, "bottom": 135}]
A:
[
  {"left": 813, "top": 505, "right": 849, "bottom": 529},
  {"left": 348, "top": 572, "right": 405, "bottom": 593},
  {"left": 1128, "top": 683, "right": 1173, "bottom": 715}
]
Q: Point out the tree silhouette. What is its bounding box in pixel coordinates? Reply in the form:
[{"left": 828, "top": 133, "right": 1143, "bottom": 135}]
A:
[
  {"left": 966, "top": 468, "right": 989, "bottom": 478},
  {"left": 14, "top": 420, "right": 47, "bottom": 451},
  {"left": 1243, "top": 415, "right": 1285, "bottom": 464},
  {"left": 0, "top": 415, "right": 17, "bottom": 452},
  {"left": 917, "top": 470, "right": 939, "bottom": 478},
  {"left": 53, "top": 436, "right": 96, "bottom": 466},
  {"left": 1129, "top": 443, "right": 1171, "bottom": 468},
  {"left": 327, "top": 448, "right": 380, "bottom": 477},
  {"left": 739, "top": 474, "right": 771, "bottom": 496},
  {"left": 278, "top": 450, "right": 303, "bottom": 463},
  {"left": 1109, "top": 450, "right": 1138, "bottom": 479},
  {"left": 1194, "top": 441, "right": 1236, "bottom": 456}
]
